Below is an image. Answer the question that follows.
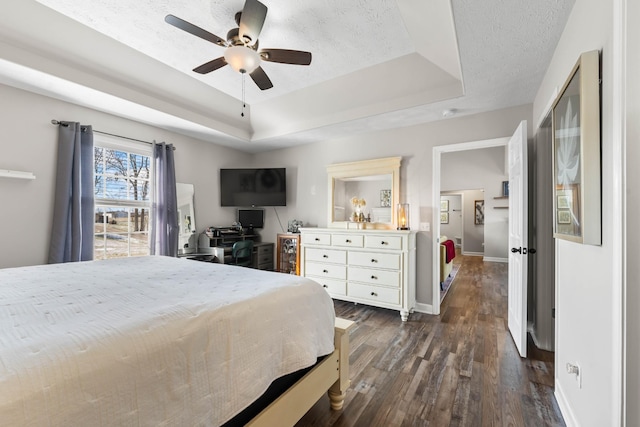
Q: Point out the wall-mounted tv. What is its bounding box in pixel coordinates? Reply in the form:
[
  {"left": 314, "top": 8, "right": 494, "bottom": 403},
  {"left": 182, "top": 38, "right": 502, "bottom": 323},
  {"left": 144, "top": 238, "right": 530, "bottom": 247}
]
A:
[{"left": 220, "top": 168, "right": 286, "bottom": 207}]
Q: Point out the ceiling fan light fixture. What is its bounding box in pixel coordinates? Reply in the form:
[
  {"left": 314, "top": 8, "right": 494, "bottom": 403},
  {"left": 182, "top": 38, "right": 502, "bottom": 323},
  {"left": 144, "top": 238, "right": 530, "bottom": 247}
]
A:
[{"left": 224, "top": 46, "right": 261, "bottom": 74}]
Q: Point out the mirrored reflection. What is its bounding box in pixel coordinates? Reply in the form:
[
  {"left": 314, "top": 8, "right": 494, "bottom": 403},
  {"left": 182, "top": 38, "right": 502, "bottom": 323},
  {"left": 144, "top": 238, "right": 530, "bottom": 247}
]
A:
[
  {"left": 177, "top": 183, "right": 197, "bottom": 254},
  {"left": 333, "top": 174, "right": 392, "bottom": 223}
]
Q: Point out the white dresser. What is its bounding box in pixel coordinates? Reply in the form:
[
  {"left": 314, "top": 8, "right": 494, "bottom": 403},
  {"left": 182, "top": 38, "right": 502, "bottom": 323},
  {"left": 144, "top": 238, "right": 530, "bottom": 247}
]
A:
[{"left": 299, "top": 228, "right": 416, "bottom": 321}]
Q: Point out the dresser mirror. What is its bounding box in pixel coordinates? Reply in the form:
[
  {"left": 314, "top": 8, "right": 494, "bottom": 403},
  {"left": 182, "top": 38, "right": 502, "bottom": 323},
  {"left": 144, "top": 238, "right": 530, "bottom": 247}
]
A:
[
  {"left": 177, "top": 183, "right": 197, "bottom": 254},
  {"left": 327, "top": 157, "right": 401, "bottom": 229}
]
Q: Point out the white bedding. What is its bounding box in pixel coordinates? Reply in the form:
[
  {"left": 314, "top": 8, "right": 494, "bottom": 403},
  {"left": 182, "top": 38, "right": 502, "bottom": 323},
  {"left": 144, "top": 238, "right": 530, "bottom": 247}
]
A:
[{"left": 0, "top": 256, "right": 336, "bottom": 426}]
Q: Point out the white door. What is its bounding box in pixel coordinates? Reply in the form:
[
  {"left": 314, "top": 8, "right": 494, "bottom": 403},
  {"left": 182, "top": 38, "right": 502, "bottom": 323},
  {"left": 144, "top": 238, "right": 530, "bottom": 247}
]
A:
[{"left": 508, "top": 120, "right": 528, "bottom": 358}]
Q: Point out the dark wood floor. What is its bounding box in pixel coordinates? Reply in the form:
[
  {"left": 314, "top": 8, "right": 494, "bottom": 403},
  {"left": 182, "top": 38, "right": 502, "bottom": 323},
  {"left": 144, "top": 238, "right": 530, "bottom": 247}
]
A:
[{"left": 296, "top": 252, "right": 565, "bottom": 427}]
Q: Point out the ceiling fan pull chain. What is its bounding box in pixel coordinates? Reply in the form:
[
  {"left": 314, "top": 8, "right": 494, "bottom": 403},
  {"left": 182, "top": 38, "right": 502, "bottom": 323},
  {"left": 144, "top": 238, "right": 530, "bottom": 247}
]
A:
[{"left": 241, "top": 72, "right": 246, "bottom": 117}]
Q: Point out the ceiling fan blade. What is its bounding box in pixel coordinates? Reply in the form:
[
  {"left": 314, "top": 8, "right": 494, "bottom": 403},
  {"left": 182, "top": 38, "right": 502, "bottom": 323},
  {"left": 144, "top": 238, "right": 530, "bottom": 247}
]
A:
[
  {"left": 260, "top": 49, "right": 312, "bottom": 65},
  {"left": 165, "top": 14, "right": 227, "bottom": 47},
  {"left": 193, "top": 57, "right": 227, "bottom": 74},
  {"left": 239, "top": 0, "right": 268, "bottom": 45},
  {"left": 250, "top": 66, "right": 273, "bottom": 90}
]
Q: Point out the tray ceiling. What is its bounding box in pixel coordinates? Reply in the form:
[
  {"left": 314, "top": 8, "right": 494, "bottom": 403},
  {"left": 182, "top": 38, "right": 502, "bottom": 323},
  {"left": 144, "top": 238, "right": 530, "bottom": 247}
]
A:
[{"left": 0, "top": 0, "right": 574, "bottom": 152}]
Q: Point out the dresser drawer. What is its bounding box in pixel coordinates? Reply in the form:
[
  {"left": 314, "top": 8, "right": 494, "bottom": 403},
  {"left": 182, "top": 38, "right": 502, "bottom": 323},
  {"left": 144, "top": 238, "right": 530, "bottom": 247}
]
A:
[
  {"left": 331, "top": 233, "right": 364, "bottom": 248},
  {"left": 257, "top": 244, "right": 274, "bottom": 256},
  {"left": 256, "top": 253, "right": 273, "bottom": 266},
  {"left": 349, "top": 251, "right": 400, "bottom": 270},
  {"left": 257, "top": 262, "right": 272, "bottom": 270},
  {"left": 348, "top": 282, "right": 400, "bottom": 305},
  {"left": 306, "top": 262, "right": 347, "bottom": 280},
  {"left": 302, "top": 232, "right": 331, "bottom": 246},
  {"left": 305, "top": 247, "right": 347, "bottom": 264},
  {"left": 364, "top": 235, "right": 403, "bottom": 250},
  {"left": 349, "top": 266, "right": 400, "bottom": 287},
  {"left": 312, "top": 277, "right": 347, "bottom": 296}
]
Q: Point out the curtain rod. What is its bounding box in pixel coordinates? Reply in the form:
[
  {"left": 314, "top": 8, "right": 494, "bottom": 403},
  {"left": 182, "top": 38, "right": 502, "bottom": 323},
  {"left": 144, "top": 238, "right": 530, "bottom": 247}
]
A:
[{"left": 50, "top": 120, "right": 175, "bottom": 150}]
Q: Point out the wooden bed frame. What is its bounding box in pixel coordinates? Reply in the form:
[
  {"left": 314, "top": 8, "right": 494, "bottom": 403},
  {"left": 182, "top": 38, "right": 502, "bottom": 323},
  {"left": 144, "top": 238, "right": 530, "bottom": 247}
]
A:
[{"left": 247, "top": 317, "right": 355, "bottom": 426}]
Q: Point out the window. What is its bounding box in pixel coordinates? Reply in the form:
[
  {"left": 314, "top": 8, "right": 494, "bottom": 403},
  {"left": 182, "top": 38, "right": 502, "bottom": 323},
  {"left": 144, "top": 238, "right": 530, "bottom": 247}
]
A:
[{"left": 93, "top": 136, "right": 152, "bottom": 259}]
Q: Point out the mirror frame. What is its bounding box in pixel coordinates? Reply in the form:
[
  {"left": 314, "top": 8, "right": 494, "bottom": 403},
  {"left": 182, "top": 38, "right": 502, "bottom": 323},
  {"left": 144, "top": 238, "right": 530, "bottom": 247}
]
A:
[{"left": 327, "top": 157, "right": 401, "bottom": 229}]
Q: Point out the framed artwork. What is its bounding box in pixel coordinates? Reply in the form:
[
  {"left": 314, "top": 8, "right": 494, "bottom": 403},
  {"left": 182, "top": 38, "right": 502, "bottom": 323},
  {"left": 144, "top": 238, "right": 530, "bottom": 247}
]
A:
[
  {"left": 502, "top": 181, "right": 509, "bottom": 197},
  {"left": 557, "top": 210, "right": 572, "bottom": 224},
  {"left": 474, "top": 200, "right": 484, "bottom": 225},
  {"left": 440, "top": 199, "right": 449, "bottom": 212},
  {"left": 552, "top": 50, "right": 601, "bottom": 245},
  {"left": 440, "top": 212, "right": 449, "bottom": 224},
  {"left": 380, "top": 189, "right": 391, "bottom": 207}
]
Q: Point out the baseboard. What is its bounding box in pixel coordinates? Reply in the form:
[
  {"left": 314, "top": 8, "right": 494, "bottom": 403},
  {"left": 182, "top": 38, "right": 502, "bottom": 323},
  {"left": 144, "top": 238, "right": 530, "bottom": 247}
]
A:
[
  {"left": 462, "top": 251, "right": 484, "bottom": 257},
  {"left": 414, "top": 302, "right": 433, "bottom": 314},
  {"left": 483, "top": 256, "right": 508, "bottom": 263},
  {"left": 554, "top": 380, "right": 578, "bottom": 427}
]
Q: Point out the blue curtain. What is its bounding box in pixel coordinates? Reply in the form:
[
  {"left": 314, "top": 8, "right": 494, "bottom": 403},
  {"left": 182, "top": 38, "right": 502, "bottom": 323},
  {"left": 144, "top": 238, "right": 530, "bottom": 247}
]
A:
[
  {"left": 48, "top": 122, "right": 94, "bottom": 263},
  {"left": 150, "top": 142, "right": 178, "bottom": 256}
]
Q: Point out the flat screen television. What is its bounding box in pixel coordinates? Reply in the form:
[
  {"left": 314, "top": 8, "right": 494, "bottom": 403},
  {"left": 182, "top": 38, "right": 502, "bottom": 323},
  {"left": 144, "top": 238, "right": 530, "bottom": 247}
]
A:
[
  {"left": 238, "top": 209, "right": 264, "bottom": 230},
  {"left": 220, "top": 168, "right": 286, "bottom": 207}
]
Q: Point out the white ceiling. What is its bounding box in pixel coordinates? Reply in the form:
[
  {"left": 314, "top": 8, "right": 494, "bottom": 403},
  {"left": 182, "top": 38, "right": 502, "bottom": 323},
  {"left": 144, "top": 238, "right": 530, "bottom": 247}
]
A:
[{"left": 0, "top": 0, "right": 574, "bottom": 153}]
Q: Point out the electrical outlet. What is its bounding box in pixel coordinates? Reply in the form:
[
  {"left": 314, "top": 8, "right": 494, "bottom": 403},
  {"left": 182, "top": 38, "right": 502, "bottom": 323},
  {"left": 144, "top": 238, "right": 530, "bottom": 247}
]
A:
[
  {"left": 420, "top": 222, "right": 429, "bottom": 231},
  {"left": 566, "top": 362, "right": 582, "bottom": 389}
]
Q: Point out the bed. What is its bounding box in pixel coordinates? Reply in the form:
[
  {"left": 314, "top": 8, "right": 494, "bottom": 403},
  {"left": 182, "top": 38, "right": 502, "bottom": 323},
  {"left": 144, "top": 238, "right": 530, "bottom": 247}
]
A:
[{"left": 0, "top": 256, "right": 354, "bottom": 426}]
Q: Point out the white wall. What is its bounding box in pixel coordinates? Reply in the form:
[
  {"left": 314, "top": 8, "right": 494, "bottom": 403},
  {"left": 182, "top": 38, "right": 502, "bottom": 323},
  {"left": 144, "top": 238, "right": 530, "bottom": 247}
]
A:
[
  {"left": 0, "top": 83, "right": 249, "bottom": 269},
  {"left": 533, "top": 0, "right": 619, "bottom": 425},
  {"left": 253, "top": 104, "right": 533, "bottom": 306},
  {"left": 624, "top": 0, "right": 639, "bottom": 424}
]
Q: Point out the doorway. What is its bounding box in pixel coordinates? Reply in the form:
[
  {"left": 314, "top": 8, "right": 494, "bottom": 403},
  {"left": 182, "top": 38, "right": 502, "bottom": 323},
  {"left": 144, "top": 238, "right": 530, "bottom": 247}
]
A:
[
  {"left": 432, "top": 137, "right": 509, "bottom": 316},
  {"left": 431, "top": 124, "right": 556, "bottom": 353}
]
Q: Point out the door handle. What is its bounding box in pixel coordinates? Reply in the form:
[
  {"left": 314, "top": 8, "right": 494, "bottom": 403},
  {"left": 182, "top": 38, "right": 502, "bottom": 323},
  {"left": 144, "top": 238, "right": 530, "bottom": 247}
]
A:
[{"left": 511, "top": 247, "right": 537, "bottom": 255}]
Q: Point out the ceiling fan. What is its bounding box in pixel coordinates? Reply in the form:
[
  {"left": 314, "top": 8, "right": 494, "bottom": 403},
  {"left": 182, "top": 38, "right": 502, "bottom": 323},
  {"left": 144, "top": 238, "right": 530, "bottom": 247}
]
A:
[{"left": 165, "top": 0, "right": 312, "bottom": 91}]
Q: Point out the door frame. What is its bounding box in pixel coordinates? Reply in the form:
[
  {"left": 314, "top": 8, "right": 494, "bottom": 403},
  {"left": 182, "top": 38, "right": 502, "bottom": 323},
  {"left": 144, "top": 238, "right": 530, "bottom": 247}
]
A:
[{"left": 432, "top": 137, "right": 509, "bottom": 315}]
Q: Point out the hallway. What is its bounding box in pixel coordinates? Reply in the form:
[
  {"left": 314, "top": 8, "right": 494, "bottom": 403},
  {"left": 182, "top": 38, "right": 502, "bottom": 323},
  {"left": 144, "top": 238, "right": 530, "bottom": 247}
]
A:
[{"left": 297, "top": 253, "right": 564, "bottom": 426}]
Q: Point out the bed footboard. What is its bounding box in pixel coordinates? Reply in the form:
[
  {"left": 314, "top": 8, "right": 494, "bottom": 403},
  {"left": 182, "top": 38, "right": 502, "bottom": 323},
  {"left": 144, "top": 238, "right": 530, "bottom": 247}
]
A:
[{"left": 247, "top": 317, "right": 355, "bottom": 426}]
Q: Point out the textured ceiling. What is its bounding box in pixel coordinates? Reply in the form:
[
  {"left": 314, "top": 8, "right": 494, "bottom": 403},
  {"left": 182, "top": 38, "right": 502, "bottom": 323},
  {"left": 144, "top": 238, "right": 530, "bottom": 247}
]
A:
[
  {"left": 0, "top": 0, "right": 575, "bottom": 152},
  {"left": 34, "top": 0, "right": 416, "bottom": 101}
]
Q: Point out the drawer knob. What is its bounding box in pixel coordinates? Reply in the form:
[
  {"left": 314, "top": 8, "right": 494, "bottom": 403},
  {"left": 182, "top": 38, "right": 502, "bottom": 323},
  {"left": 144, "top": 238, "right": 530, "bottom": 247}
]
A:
[
  {"left": 370, "top": 292, "right": 378, "bottom": 297},
  {"left": 346, "top": 239, "right": 351, "bottom": 243},
  {"left": 323, "top": 269, "right": 329, "bottom": 273},
  {"left": 371, "top": 275, "right": 378, "bottom": 280},
  {"left": 323, "top": 284, "right": 328, "bottom": 288},
  {"left": 371, "top": 258, "right": 377, "bottom": 263},
  {"left": 323, "top": 254, "right": 329, "bottom": 258},
  {"left": 381, "top": 241, "right": 388, "bottom": 245},
  {"left": 315, "top": 237, "right": 320, "bottom": 241}
]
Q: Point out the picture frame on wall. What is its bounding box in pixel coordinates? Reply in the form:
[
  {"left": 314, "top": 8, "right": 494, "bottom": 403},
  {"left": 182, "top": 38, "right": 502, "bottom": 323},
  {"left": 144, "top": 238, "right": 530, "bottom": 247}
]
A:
[
  {"left": 440, "top": 199, "right": 449, "bottom": 212},
  {"left": 552, "top": 50, "right": 601, "bottom": 245},
  {"left": 380, "top": 189, "right": 391, "bottom": 207},
  {"left": 440, "top": 212, "right": 449, "bottom": 224},
  {"left": 502, "top": 181, "right": 509, "bottom": 197},
  {"left": 474, "top": 200, "right": 484, "bottom": 225}
]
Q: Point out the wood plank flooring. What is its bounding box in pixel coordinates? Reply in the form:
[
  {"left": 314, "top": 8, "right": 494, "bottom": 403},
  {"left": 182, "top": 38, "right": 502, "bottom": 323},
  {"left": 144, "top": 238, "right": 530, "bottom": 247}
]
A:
[{"left": 296, "top": 252, "right": 565, "bottom": 427}]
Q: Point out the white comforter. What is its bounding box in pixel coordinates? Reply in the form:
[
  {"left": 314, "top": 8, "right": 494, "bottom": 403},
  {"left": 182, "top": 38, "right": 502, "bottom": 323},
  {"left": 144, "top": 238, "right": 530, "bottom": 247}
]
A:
[{"left": 0, "top": 256, "right": 335, "bottom": 426}]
